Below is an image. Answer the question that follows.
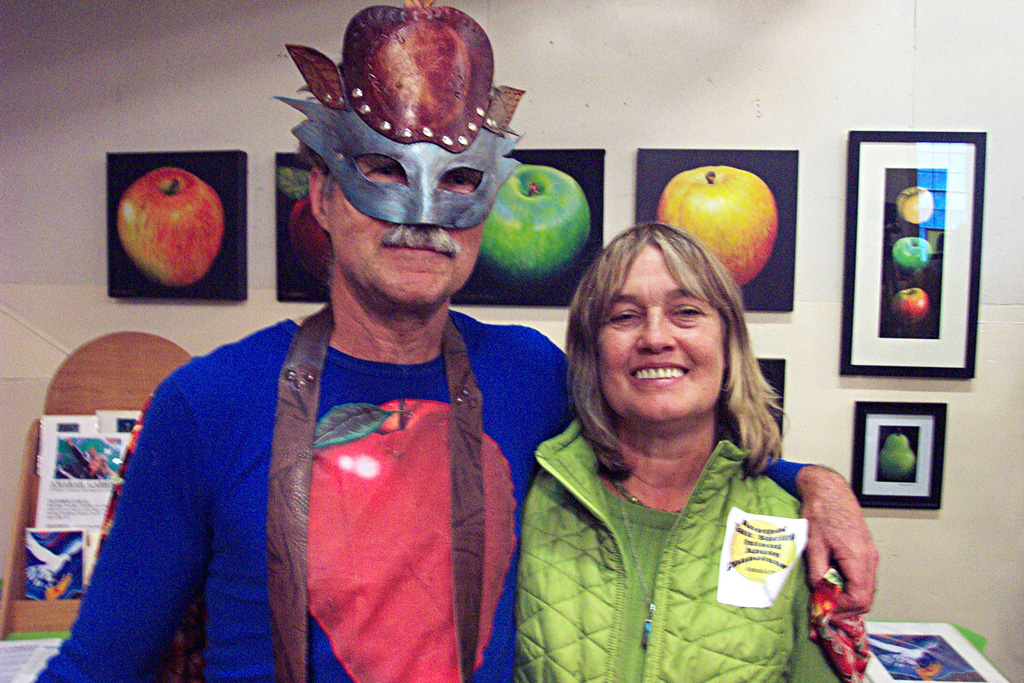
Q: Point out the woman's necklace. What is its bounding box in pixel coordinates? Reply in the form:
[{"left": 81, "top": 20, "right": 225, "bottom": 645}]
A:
[
  {"left": 612, "top": 479, "right": 644, "bottom": 506},
  {"left": 615, "top": 494, "right": 656, "bottom": 650}
]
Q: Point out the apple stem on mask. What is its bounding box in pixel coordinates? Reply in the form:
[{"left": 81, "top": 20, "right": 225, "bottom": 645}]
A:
[
  {"left": 160, "top": 178, "right": 182, "bottom": 196},
  {"left": 528, "top": 182, "right": 540, "bottom": 196},
  {"left": 705, "top": 171, "right": 717, "bottom": 184}
]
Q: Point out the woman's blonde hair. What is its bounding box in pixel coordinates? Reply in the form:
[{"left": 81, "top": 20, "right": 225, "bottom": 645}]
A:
[{"left": 566, "top": 222, "right": 782, "bottom": 474}]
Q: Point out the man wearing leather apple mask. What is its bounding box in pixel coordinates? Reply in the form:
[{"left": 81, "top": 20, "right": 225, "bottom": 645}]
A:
[
  {"left": 278, "top": 3, "right": 524, "bottom": 232},
  {"left": 34, "top": 3, "right": 877, "bottom": 683}
]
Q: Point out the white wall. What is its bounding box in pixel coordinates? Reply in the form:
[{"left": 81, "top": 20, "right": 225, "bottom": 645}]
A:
[{"left": 2, "top": 0, "right": 1022, "bottom": 678}]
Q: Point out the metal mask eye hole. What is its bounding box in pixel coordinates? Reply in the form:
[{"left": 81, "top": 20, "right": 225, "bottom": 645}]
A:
[
  {"left": 354, "top": 154, "right": 408, "bottom": 186},
  {"left": 439, "top": 167, "right": 484, "bottom": 195}
]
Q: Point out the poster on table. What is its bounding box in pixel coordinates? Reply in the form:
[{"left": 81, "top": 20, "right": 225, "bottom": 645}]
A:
[{"left": 865, "top": 622, "right": 1008, "bottom": 682}]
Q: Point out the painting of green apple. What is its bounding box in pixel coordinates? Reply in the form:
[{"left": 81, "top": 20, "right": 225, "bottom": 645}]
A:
[{"left": 453, "top": 149, "right": 605, "bottom": 307}]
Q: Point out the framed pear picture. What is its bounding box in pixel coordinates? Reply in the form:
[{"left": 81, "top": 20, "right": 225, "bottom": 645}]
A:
[{"left": 851, "top": 401, "right": 947, "bottom": 510}]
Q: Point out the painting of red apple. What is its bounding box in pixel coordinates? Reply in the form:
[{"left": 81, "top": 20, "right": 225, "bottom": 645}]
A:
[
  {"left": 117, "top": 167, "right": 224, "bottom": 287},
  {"left": 636, "top": 148, "right": 798, "bottom": 312},
  {"left": 891, "top": 287, "right": 929, "bottom": 324},
  {"left": 107, "top": 151, "right": 247, "bottom": 300}
]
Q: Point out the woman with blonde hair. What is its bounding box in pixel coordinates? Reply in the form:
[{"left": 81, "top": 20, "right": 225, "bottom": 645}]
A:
[{"left": 515, "top": 222, "right": 842, "bottom": 682}]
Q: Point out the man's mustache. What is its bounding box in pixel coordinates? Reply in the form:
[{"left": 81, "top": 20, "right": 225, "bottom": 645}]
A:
[{"left": 381, "top": 224, "right": 461, "bottom": 257}]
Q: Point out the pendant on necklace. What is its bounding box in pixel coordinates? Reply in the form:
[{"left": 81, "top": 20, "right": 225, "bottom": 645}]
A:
[{"left": 641, "top": 603, "right": 655, "bottom": 649}]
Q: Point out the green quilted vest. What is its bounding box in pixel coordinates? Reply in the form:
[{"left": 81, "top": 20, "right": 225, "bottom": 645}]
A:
[{"left": 516, "top": 421, "right": 810, "bottom": 683}]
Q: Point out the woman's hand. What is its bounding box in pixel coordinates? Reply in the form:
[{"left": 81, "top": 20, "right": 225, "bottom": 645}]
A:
[{"left": 796, "top": 465, "right": 879, "bottom": 618}]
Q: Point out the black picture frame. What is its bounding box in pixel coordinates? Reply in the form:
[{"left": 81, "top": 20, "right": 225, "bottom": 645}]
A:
[
  {"left": 107, "top": 150, "right": 247, "bottom": 300},
  {"left": 851, "top": 401, "right": 947, "bottom": 510},
  {"left": 840, "top": 131, "right": 986, "bottom": 378},
  {"left": 757, "top": 358, "right": 785, "bottom": 431}
]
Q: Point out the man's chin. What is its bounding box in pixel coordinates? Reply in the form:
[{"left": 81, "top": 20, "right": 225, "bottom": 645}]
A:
[{"left": 365, "top": 271, "right": 467, "bottom": 315}]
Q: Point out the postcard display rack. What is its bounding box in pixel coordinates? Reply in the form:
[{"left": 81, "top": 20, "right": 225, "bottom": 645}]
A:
[{"left": 0, "top": 332, "right": 190, "bottom": 638}]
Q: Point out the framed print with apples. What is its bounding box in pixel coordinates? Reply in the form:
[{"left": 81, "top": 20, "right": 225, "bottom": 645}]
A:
[
  {"left": 107, "top": 150, "right": 247, "bottom": 300},
  {"left": 275, "top": 153, "right": 330, "bottom": 303},
  {"left": 452, "top": 148, "right": 605, "bottom": 307},
  {"left": 635, "top": 148, "right": 798, "bottom": 312},
  {"left": 851, "top": 401, "right": 946, "bottom": 510},
  {"left": 840, "top": 131, "right": 986, "bottom": 378}
]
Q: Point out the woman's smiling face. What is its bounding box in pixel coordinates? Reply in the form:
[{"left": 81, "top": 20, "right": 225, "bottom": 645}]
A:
[{"left": 597, "top": 245, "right": 726, "bottom": 440}]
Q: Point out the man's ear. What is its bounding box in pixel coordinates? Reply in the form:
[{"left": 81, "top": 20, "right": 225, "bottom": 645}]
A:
[{"left": 308, "top": 166, "right": 330, "bottom": 228}]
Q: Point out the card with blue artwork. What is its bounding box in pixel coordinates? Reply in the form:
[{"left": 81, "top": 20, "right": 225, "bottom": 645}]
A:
[
  {"left": 866, "top": 622, "right": 1008, "bottom": 682},
  {"left": 25, "top": 529, "right": 85, "bottom": 600}
]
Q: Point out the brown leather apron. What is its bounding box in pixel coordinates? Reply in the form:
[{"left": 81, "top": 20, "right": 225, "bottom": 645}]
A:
[{"left": 265, "top": 307, "right": 485, "bottom": 683}]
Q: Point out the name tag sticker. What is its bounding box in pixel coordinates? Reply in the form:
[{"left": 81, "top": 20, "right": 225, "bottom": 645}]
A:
[{"left": 717, "top": 507, "right": 808, "bottom": 608}]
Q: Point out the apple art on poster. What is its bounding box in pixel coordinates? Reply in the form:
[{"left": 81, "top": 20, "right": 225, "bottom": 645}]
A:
[{"left": 842, "top": 132, "right": 985, "bottom": 378}]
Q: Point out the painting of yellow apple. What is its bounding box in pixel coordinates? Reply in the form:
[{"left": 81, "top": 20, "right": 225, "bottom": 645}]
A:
[
  {"left": 636, "top": 149, "right": 797, "bottom": 312},
  {"left": 895, "top": 186, "right": 934, "bottom": 224},
  {"left": 655, "top": 165, "right": 778, "bottom": 286},
  {"left": 117, "top": 166, "right": 225, "bottom": 287}
]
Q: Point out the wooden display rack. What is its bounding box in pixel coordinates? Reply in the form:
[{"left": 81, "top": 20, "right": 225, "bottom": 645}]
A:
[{"left": 0, "top": 332, "right": 190, "bottom": 639}]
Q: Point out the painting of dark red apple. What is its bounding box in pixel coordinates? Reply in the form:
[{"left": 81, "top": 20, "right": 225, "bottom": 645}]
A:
[{"left": 275, "top": 153, "right": 330, "bottom": 302}]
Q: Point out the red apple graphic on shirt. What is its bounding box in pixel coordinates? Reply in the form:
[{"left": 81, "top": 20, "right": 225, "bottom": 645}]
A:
[{"left": 307, "top": 399, "right": 515, "bottom": 683}]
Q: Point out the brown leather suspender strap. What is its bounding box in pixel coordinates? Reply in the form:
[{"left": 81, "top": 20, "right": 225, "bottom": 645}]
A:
[
  {"left": 266, "top": 309, "right": 485, "bottom": 683},
  {"left": 266, "top": 306, "right": 332, "bottom": 683},
  {"left": 442, "top": 318, "right": 486, "bottom": 683}
]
